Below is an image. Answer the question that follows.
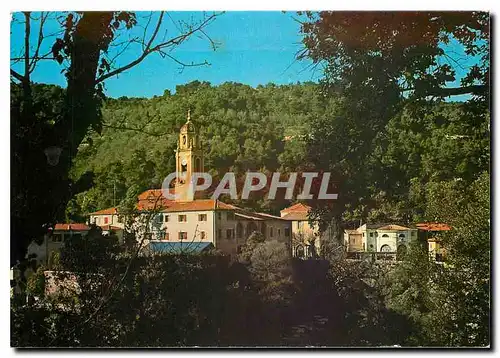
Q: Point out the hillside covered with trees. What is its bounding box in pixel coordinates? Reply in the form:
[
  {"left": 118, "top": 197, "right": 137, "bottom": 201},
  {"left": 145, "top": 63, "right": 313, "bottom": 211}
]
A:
[
  {"left": 67, "top": 80, "right": 486, "bottom": 228},
  {"left": 11, "top": 11, "right": 490, "bottom": 348},
  {"left": 68, "top": 81, "right": 319, "bottom": 217}
]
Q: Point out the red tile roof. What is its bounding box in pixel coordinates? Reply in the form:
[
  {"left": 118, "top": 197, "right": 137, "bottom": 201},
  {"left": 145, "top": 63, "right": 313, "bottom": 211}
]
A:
[
  {"left": 52, "top": 223, "right": 90, "bottom": 231},
  {"left": 280, "top": 202, "right": 311, "bottom": 214},
  {"left": 161, "top": 199, "right": 237, "bottom": 213},
  {"left": 416, "top": 223, "right": 452, "bottom": 231},
  {"left": 137, "top": 189, "right": 175, "bottom": 211},
  {"left": 159, "top": 199, "right": 286, "bottom": 221},
  {"left": 90, "top": 207, "right": 118, "bottom": 215},
  {"left": 89, "top": 188, "right": 286, "bottom": 222}
]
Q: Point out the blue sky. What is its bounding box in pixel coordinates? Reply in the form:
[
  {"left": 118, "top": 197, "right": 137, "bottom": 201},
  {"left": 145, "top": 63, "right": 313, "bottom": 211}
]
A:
[
  {"left": 10, "top": 11, "right": 322, "bottom": 98},
  {"left": 10, "top": 11, "right": 480, "bottom": 101}
]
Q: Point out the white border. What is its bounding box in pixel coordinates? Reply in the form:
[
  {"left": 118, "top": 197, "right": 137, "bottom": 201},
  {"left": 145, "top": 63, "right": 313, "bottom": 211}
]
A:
[{"left": 1, "top": 1, "right": 497, "bottom": 356}]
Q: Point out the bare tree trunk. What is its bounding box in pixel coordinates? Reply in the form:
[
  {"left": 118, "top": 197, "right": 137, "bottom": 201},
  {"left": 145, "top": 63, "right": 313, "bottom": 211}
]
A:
[{"left": 11, "top": 12, "right": 115, "bottom": 267}]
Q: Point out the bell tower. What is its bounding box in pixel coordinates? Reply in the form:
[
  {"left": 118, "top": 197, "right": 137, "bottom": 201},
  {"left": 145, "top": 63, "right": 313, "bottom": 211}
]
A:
[{"left": 175, "top": 109, "right": 204, "bottom": 201}]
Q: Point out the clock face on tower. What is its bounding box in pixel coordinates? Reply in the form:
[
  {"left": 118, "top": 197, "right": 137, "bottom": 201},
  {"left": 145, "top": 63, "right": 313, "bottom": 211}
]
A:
[{"left": 181, "top": 158, "right": 187, "bottom": 166}]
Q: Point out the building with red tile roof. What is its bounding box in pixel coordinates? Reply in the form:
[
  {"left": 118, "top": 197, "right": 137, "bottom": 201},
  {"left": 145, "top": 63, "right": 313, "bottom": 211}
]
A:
[
  {"left": 280, "top": 202, "right": 319, "bottom": 258},
  {"left": 88, "top": 112, "right": 292, "bottom": 257},
  {"left": 28, "top": 223, "right": 91, "bottom": 265},
  {"left": 416, "top": 222, "right": 451, "bottom": 262},
  {"left": 89, "top": 207, "right": 118, "bottom": 215},
  {"left": 89, "top": 206, "right": 124, "bottom": 231},
  {"left": 280, "top": 202, "right": 311, "bottom": 214},
  {"left": 51, "top": 223, "right": 90, "bottom": 231}
]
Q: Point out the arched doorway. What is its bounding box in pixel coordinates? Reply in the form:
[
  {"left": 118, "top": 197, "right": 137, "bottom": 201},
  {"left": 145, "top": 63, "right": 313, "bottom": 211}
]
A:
[
  {"left": 380, "top": 244, "right": 391, "bottom": 252},
  {"left": 295, "top": 245, "right": 305, "bottom": 258}
]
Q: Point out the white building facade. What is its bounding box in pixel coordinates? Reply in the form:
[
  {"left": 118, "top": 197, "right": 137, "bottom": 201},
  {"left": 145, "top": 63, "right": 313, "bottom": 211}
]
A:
[{"left": 344, "top": 223, "right": 418, "bottom": 255}]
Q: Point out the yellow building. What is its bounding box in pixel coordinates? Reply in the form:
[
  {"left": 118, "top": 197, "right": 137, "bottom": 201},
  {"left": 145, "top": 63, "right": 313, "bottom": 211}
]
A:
[
  {"left": 344, "top": 229, "right": 363, "bottom": 252},
  {"left": 174, "top": 109, "right": 205, "bottom": 201},
  {"left": 280, "top": 203, "right": 320, "bottom": 258},
  {"left": 90, "top": 111, "right": 292, "bottom": 257},
  {"left": 416, "top": 222, "right": 451, "bottom": 262}
]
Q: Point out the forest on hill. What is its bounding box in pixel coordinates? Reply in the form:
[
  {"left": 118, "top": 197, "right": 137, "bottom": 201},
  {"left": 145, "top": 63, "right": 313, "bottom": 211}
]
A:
[
  {"left": 69, "top": 81, "right": 318, "bottom": 218},
  {"left": 11, "top": 11, "right": 489, "bottom": 347},
  {"left": 64, "top": 80, "right": 487, "bottom": 229}
]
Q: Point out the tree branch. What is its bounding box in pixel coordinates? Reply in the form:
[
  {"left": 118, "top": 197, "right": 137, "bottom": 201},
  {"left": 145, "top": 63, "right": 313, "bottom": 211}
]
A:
[
  {"left": 29, "top": 11, "right": 48, "bottom": 74},
  {"left": 157, "top": 51, "right": 209, "bottom": 70},
  {"left": 405, "top": 84, "right": 487, "bottom": 97},
  {"left": 23, "top": 12, "right": 30, "bottom": 82},
  {"left": 95, "top": 12, "right": 164, "bottom": 84},
  {"left": 95, "top": 12, "right": 220, "bottom": 85},
  {"left": 10, "top": 69, "right": 25, "bottom": 82},
  {"left": 11, "top": 51, "right": 55, "bottom": 62}
]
